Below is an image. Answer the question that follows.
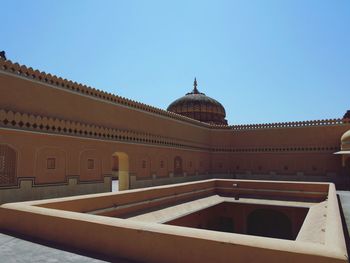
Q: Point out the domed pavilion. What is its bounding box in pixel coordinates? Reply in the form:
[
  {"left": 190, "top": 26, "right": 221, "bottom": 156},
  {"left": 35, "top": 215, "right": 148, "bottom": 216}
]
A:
[{"left": 167, "top": 78, "right": 228, "bottom": 125}]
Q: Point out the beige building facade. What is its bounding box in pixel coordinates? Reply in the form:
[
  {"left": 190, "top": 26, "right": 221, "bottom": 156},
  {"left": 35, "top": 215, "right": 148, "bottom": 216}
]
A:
[{"left": 0, "top": 57, "right": 350, "bottom": 203}]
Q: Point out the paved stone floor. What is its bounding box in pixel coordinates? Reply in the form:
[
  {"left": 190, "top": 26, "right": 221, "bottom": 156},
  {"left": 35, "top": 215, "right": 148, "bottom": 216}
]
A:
[
  {"left": 0, "top": 181, "right": 129, "bottom": 263},
  {"left": 0, "top": 232, "right": 108, "bottom": 263}
]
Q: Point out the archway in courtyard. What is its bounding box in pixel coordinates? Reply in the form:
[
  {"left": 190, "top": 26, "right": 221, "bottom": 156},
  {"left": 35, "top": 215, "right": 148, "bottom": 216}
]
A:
[
  {"left": 247, "top": 209, "right": 292, "bottom": 240},
  {"left": 112, "top": 152, "right": 129, "bottom": 191}
]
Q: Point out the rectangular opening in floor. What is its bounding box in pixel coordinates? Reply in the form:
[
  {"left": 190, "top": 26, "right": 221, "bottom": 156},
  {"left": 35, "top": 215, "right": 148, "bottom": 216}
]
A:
[{"left": 165, "top": 202, "right": 309, "bottom": 240}]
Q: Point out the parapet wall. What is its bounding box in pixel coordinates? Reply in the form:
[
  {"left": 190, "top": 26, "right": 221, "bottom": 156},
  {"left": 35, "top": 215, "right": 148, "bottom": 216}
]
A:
[
  {"left": 230, "top": 118, "right": 348, "bottom": 130},
  {"left": 0, "top": 177, "right": 111, "bottom": 204},
  {"left": 1, "top": 58, "right": 348, "bottom": 132},
  {"left": 0, "top": 180, "right": 346, "bottom": 263},
  {"left": 0, "top": 58, "right": 220, "bottom": 129},
  {"left": 0, "top": 63, "right": 211, "bottom": 147}
]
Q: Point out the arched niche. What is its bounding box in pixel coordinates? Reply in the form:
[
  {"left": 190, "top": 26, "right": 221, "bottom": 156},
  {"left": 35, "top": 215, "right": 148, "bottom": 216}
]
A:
[
  {"left": 157, "top": 156, "right": 168, "bottom": 177},
  {"left": 174, "top": 156, "right": 183, "bottom": 176}
]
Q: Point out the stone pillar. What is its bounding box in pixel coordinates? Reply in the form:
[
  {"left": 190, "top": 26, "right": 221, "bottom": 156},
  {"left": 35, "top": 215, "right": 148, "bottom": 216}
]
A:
[{"left": 119, "top": 171, "right": 129, "bottom": 191}]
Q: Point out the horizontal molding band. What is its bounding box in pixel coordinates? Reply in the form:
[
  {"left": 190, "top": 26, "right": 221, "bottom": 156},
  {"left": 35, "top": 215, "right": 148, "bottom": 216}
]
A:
[
  {"left": 0, "top": 109, "right": 341, "bottom": 154},
  {"left": 216, "top": 187, "right": 327, "bottom": 196},
  {"left": 0, "top": 108, "right": 211, "bottom": 151},
  {"left": 0, "top": 175, "right": 111, "bottom": 190}
]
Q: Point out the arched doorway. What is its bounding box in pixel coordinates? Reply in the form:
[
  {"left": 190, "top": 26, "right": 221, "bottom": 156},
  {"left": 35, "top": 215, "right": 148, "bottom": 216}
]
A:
[
  {"left": 247, "top": 209, "right": 292, "bottom": 240},
  {"left": 174, "top": 156, "right": 183, "bottom": 176},
  {"left": 112, "top": 155, "right": 119, "bottom": 179},
  {"left": 112, "top": 152, "right": 129, "bottom": 191}
]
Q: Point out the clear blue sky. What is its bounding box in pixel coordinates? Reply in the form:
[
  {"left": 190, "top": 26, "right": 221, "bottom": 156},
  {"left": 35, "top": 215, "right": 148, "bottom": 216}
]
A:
[{"left": 2, "top": 0, "right": 349, "bottom": 125}]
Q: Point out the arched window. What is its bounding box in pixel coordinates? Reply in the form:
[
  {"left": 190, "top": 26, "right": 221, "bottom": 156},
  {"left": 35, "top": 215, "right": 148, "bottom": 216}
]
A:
[{"left": 0, "top": 145, "right": 17, "bottom": 186}]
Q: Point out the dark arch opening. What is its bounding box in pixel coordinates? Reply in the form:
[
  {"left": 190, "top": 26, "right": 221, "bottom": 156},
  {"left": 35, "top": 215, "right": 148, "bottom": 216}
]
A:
[{"left": 247, "top": 209, "right": 292, "bottom": 240}]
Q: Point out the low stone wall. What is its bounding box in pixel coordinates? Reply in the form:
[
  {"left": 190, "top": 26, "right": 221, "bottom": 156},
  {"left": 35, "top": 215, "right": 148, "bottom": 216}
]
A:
[
  {"left": 232, "top": 172, "right": 350, "bottom": 190},
  {"left": 0, "top": 176, "right": 111, "bottom": 204},
  {"left": 130, "top": 173, "right": 214, "bottom": 189},
  {"left": 130, "top": 172, "right": 336, "bottom": 190},
  {"left": 233, "top": 172, "right": 333, "bottom": 182},
  {"left": 0, "top": 171, "right": 340, "bottom": 205},
  {"left": 0, "top": 180, "right": 346, "bottom": 263}
]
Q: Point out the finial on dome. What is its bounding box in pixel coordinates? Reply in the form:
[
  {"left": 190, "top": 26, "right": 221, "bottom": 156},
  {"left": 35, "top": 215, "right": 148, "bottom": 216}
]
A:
[
  {"left": 193, "top": 77, "right": 198, "bottom": 94},
  {"left": 344, "top": 110, "right": 350, "bottom": 119},
  {"left": 0, "top": 51, "right": 6, "bottom": 60}
]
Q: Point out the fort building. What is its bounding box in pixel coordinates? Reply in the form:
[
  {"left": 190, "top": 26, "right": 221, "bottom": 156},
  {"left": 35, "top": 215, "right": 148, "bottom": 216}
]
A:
[
  {"left": 0, "top": 57, "right": 350, "bottom": 204},
  {"left": 0, "top": 56, "right": 350, "bottom": 262}
]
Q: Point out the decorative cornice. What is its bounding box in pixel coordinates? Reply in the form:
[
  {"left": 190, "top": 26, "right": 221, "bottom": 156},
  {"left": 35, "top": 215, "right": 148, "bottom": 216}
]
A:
[
  {"left": 0, "top": 109, "right": 211, "bottom": 151},
  {"left": 0, "top": 109, "right": 342, "bottom": 155},
  {"left": 229, "top": 119, "right": 349, "bottom": 131},
  {"left": 212, "top": 146, "right": 340, "bottom": 153}
]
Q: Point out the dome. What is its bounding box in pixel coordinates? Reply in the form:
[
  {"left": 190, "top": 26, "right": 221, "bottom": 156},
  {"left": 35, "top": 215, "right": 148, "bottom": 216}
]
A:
[
  {"left": 167, "top": 78, "right": 228, "bottom": 125},
  {"left": 341, "top": 130, "right": 350, "bottom": 151}
]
